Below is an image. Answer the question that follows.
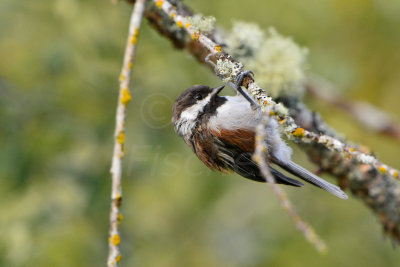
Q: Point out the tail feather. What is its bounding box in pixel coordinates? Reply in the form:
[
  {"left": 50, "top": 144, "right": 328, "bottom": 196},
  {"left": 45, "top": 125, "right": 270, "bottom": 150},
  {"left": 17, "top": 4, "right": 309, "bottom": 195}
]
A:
[
  {"left": 273, "top": 158, "right": 348, "bottom": 199},
  {"left": 269, "top": 167, "right": 304, "bottom": 187}
]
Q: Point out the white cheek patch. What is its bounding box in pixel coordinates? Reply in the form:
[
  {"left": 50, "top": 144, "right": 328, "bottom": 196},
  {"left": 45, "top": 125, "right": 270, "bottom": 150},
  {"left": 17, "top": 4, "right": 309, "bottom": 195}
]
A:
[
  {"left": 179, "top": 94, "right": 212, "bottom": 121},
  {"left": 175, "top": 94, "right": 212, "bottom": 138}
]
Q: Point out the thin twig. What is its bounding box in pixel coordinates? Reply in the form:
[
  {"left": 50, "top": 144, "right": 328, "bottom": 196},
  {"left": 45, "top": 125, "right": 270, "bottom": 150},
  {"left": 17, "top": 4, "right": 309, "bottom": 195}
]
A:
[
  {"left": 253, "top": 116, "right": 327, "bottom": 253},
  {"left": 108, "top": 0, "right": 146, "bottom": 266}
]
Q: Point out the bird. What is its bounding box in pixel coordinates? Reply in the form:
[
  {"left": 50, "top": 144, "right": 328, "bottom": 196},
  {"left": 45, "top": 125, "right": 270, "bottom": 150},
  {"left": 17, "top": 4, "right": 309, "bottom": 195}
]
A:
[{"left": 171, "top": 77, "right": 348, "bottom": 199}]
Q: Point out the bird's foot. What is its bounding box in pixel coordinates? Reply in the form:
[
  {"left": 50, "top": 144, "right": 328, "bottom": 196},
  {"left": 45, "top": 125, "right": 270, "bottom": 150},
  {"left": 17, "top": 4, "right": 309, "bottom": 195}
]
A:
[
  {"left": 234, "top": 71, "right": 257, "bottom": 106},
  {"left": 235, "top": 70, "right": 254, "bottom": 88}
]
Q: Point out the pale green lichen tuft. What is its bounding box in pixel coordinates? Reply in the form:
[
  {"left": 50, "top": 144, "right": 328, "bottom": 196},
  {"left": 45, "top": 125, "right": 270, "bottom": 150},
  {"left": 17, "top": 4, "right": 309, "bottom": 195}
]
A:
[
  {"left": 226, "top": 21, "right": 265, "bottom": 58},
  {"left": 358, "top": 154, "right": 376, "bottom": 165},
  {"left": 226, "top": 22, "right": 308, "bottom": 98},
  {"left": 275, "top": 103, "right": 289, "bottom": 116},
  {"left": 216, "top": 59, "right": 243, "bottom": 83},
  {"left": 185, "top": 14, "right": 216, "bottom": 33}
]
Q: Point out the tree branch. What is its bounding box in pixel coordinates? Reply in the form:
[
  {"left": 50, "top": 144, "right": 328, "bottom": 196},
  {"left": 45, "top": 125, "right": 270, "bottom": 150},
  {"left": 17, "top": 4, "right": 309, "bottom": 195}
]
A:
[
  {"left": 108, "top": 0, "right": 146, "bottom": 266},
  {"left": 305, "top": 75, "right": 400, "bottom": 143},
  {"left": 136, "top": 0, "right": 400, "bottom": 242}
]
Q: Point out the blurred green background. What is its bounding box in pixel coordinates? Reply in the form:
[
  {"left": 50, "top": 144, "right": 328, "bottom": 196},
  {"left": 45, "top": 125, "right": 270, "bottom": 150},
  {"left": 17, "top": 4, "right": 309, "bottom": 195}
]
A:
[{"left": 1, "top": 0, "right": 400, "bottom": 266}]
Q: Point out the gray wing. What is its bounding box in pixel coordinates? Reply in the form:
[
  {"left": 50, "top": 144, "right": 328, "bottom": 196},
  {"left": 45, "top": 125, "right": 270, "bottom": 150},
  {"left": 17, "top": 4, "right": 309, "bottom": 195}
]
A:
[{"left": 230, "top": 152, "right": 304, "bottom": 187}]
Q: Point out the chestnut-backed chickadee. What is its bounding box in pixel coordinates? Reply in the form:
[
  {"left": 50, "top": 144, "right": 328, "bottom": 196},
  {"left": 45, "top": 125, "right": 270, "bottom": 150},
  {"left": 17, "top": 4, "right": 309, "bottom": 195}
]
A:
[{"left": 172, "top": 82, "right": 347, "bottom": 199}]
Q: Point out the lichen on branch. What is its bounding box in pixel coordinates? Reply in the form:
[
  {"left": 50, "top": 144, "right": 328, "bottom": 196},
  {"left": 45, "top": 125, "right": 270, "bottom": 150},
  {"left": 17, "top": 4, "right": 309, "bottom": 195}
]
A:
[{"left": 226, "top": 22, "right": 308, "bottom": 98}]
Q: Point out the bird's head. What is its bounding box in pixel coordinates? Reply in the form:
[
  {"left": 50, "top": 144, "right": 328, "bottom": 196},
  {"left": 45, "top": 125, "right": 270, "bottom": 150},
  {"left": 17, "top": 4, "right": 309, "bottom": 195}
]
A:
[{"left": 172, "top": 84, "right": 225, "bottom": 138}]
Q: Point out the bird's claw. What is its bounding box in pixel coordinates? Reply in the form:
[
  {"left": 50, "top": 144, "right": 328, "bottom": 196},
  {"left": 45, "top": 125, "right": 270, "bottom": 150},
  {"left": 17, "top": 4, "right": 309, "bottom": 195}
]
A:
[
  {"left": 235, "top": 71, "right": 254, "bottom": 88},
  {"left": 234, "top": 71, "right": 257, "bottom": 107}
]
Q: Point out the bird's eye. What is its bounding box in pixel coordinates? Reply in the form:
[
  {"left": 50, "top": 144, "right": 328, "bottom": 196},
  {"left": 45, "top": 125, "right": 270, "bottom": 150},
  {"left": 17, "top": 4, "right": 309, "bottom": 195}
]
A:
[{"left": 194, "top": 94, "right": 203, "bottom": 100}]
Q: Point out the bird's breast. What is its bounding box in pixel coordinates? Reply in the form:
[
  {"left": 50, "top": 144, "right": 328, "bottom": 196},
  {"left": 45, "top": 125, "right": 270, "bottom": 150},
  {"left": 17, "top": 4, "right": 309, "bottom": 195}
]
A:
[{"left": 208, "top": 96, "right": 260, "bottom": 132}]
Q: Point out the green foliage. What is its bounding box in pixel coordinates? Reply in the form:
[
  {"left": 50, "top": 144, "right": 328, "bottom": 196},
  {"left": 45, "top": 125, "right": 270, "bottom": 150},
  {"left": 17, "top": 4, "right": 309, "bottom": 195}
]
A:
[{"left": 0, "top": 0, "right": 399, "bottom": 266}]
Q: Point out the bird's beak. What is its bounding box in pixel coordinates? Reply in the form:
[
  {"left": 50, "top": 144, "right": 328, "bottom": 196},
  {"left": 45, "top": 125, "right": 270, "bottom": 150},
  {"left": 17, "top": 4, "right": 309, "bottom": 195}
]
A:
[{"left": 211, "top": 85, "right": 225, "bottom": 96}]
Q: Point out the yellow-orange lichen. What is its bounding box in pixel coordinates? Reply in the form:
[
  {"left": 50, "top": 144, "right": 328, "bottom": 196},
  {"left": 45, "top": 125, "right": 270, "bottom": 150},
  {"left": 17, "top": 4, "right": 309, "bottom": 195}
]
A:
[
  {"left": 191, "top": 32, "right": 199, "bottom": 41},
  {"left": 116, "top": 254, "right": 122, "bottom": 262},
  {"left": 121, "top": 88, "right": 132, "bottom": 105},
  {"left": 117, "top": 131, "right": 125, "bottom": 144},
  {"left": 215, "top": 45, "right": 222, "bottom": 52},
  {"left": 130, "top": 28, "right": 139, "bottom": 44},
  {"left": 156, "top": 0, "right": 163, "bottom": 9},
  {"left": 349, "top": 147, "right": 356, "bottom": 152},
  {"left": 176, "top": 20, "right": 183, "bottom": 28},
  {"left": 292, "top": 128, "right": 306, "bottom": 138},
  {"left": 117, "top": 213, "right": 123, "bottom": 224},
  {"left": 115, "top": 192, "right": 122, "bottom": 202},
  {"left": 131, "top": 36, "right": 137, "bottom": 45},
  {"left": 378, "top": 166, "right": 387, "bottom": 174},
  {"left": 111, "top": 234, "right": 120, "bottom": 246}
]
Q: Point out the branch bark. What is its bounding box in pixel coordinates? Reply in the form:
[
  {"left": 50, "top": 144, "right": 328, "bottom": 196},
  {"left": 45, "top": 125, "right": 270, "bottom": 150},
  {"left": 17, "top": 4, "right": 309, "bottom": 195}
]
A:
[{"left": 132, "top": 0, "right": 400, "bottom": 242}]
